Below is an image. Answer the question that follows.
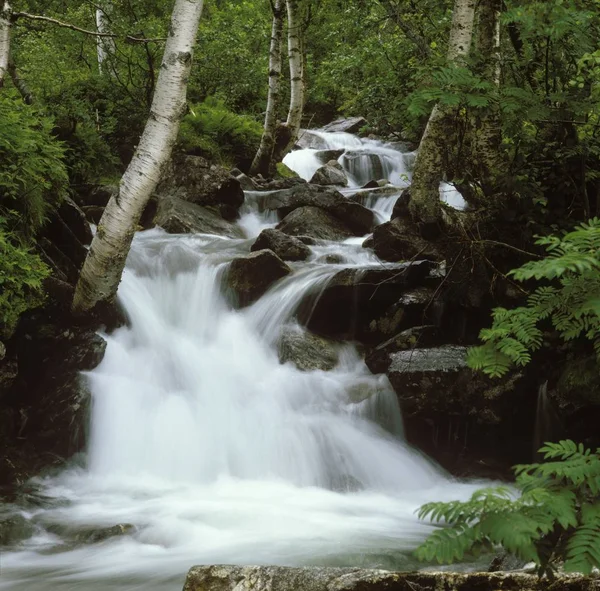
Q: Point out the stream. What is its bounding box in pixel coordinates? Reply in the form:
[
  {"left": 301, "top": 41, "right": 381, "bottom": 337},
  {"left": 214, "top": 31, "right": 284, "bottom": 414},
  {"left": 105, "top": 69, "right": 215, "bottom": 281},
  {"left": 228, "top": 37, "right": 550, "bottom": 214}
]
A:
[{"left": 0, "top": 131, "right": 481, "bottom": 591}]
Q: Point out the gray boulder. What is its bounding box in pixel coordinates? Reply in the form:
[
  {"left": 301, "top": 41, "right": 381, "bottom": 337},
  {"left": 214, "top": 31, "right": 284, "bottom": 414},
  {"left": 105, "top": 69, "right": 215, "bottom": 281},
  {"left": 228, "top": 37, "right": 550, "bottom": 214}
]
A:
[
  {"left": 372, "top": 217, "right": 442, "bottom": 262},
  {"left": 183, "top": 565, "right": 593, "bottom": 591},
  {"left": 226, "top": 250, "right": 292, "bottom": 307},
  {"left": 278, "top": 326, "right": 339, "bottom": 371},
  {"left": 314, "top": 149, "right": 345, "bottom": 164},
  {"left": 295, "top": 130, "right": 329, "bottom": 150},
  {"left": 263, "top": 184, "right": 374, "bottom": 235},
  {"left": 251, "top": 229, "right": 311, "bottom": 262},
  {"left": 154, "top": 196, "right": 244, "bottom": 238},
  {"left": 159, "top": 156, "right": 244, "bottom": 220},
  {"left": 309, "top": 161, "right": 348, "bottom": 187},
  {"left": 321, "top": 116, "right": 368, "bottom": 133},
  {"left": 277, "top": 207, "right": 355, "bottom": 241}
]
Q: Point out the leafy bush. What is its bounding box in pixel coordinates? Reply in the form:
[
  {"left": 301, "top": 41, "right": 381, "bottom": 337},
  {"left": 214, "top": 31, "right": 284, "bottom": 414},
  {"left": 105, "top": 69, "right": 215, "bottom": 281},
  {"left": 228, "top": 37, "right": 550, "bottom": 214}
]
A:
[
  {"left": 416, "top": 441, "right": 600, "bottom": 576},
  {"left": 178, "top": 97, "right": 262, "bottom": 169},
  {"left": 468, "top": 219, "right": 600, "bottom": 377},
  {"left": 0, "top": 219, "right": 50, "bottom": 338},
  {"left": 0, "top": 93, "right": 69, "bottom": 236}
]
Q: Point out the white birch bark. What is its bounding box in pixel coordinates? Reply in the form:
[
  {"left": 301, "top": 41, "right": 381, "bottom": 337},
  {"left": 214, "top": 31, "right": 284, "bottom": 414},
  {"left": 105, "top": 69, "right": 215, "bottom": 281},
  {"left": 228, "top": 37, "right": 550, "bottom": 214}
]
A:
[
  {"left": 409, "top": 0, "right": 476, "bottom": 223},
  {"left": 249, "top": 0, "right": 284, "bottom": 177},
  {"left": 95, "top": 4, "right": 116, "bottom": 75},
  {"left": 73, "top": 0, "right": 204, "bottom": 316},
  {"left": 0, "top": 1, "right": 11, "bottom": 88},
  {"left": 284, "top": 0, "right": 305, "bottom": 147}
]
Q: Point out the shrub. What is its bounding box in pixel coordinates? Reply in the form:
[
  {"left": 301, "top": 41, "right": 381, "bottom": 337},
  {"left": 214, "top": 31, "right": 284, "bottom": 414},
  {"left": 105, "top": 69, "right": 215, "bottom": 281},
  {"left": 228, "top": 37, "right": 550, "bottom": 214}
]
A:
[
  {"left": 0, "top": 93, "right": 68, "bottom": 237},
  {"left": 178, "top": 97, "right": 262, "bottom": 169},
  {"left": 415, "top": 441, "right": 600, "bottom": 576},
  {"left": 0, "top": 219, "right": 50, "bottom": 338},
  {"left": 468, "top": 219, "right": 600, "bottom": 377}
]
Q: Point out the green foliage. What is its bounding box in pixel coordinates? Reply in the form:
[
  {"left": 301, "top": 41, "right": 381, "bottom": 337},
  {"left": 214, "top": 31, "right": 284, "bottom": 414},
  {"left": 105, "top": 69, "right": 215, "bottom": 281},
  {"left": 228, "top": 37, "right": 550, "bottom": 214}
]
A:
[
  {"left": 468, "top": 219, "right": 600, "bottom": 377},
  {"left": 276, "top": 162, "right": 299, "bottom": 179},
  {"left": 178, "top": 97, "right": 263, "bottom": 169},
  {"left": 0, "top": 219, "right": 50, "bottom": 338},
  {"left": 0, "top": 93, "right": 68, "bottom": 236},
  {"left": 416, "top": 441, "right": 600, "bottom": 576}
]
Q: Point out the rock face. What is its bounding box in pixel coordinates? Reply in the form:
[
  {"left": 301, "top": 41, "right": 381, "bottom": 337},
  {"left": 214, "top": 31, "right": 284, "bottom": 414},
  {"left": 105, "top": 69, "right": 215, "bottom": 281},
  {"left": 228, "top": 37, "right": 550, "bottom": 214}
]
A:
[
  {"left": 302, "top": 262, "right": 435, "bottom": 341},
  {"left": 1, "top": 320, "right": 107, "bottom": 486},
  {"left": 264, "top": 184, "right": 374, "bottom": 235},
  {"left": 183, "top": 565, "right": 597, "bottom": 591},
  {"left": 278, "top": 326, "right": 339, "bottom": 371},
  {"left": 153, "top": 195, "right": 244, "bottom": 238},
  {"left": 372, "top": 217, "right": 441, "bottom": 262},
  {"left": 251, "top": 229, "right": 311, "bottom": 262},
  {"left": 314, "top": 149, "right": 345, "bottom": 164},
  {"left": 160, "top": 155, "right": 244, "bottom": 220},
  {"left": 321, "top": 116, "right": 368, "bottom": 134},
  {"left": 226, "top": 250, "right": 292, "bottom": 308},
  {"left": 277, "top": 207, "right": 355, "bottom": 241},
  {"left": 310, "top": 161, "right": 348, "bottom": 187}
]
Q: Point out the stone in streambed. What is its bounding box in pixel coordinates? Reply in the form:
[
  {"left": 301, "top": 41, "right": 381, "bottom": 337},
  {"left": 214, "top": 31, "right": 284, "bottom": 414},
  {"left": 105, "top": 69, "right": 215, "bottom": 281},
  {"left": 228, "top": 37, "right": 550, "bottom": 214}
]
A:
[
  {"left": 251, "top": 229, "right": 311, "bottom": 262},
  {"left": 226, "top": 250, "right": 292, "bottom": 308},
  {"left": 277, "top": 326, "right": 339, "bottom": 371},
  {"left": 277, "top": 207, "right": 355, "bottom": 242},
  {"left": 309, "top": 161, "right": 348, "bottom": 187}
]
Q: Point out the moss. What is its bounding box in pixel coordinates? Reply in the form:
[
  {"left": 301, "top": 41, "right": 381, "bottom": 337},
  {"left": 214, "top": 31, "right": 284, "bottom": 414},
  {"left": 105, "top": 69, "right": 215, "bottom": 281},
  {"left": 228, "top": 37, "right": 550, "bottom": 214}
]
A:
[{"left": 276, "top": 162, "right": 299, "bottom": 179}]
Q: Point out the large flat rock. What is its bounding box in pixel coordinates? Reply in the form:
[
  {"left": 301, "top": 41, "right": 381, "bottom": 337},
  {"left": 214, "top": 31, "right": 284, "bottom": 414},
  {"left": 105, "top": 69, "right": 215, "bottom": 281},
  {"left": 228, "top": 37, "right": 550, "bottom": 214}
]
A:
[{"left": 183, "top": 565, "right": 597, "bottom": 591}]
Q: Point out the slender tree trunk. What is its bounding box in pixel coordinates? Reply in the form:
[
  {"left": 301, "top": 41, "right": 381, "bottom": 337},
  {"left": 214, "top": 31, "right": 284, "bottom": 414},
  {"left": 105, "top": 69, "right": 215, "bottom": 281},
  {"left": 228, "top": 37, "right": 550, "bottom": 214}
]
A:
[
  {"left": 96, "top": 4, "right": 116, "bottom": 75},
  {"left": 249, "top": 0, "right": 285, "bottom": 177},
  {"left": 272, "top": 0, "right": 305, "bottom": 164},
  {"left": 0, "top": 1, "right": 11, "bottom": 88},
  {"left": 73, "top": 0, "right": 204, "bottom": 316},
  {"left": 409, "top": 0, "right": 477, "bottom": 224},
  {"left": 8, "top": 57, "right": 32, "bottom": 103},
  {"left": 470, "top": 0, "right": 503, "bottom": 193}
]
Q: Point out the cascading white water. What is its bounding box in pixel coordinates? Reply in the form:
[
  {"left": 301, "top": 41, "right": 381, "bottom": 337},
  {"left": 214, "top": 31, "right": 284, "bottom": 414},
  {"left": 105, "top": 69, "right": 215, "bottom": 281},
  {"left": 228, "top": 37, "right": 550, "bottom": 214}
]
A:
[
  {"left": 1, "top": 130, "right": 482, "bottom": 591},
  {"left": 283, "top": 130, "right": 466, "bottom": 215}
]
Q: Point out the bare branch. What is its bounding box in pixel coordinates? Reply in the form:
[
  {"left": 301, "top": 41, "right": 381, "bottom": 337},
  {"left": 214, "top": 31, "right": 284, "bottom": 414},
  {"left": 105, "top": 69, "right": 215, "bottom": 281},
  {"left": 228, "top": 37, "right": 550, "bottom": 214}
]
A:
[{"left": 12, "top": 11, "right": 166, "bottom": 43}]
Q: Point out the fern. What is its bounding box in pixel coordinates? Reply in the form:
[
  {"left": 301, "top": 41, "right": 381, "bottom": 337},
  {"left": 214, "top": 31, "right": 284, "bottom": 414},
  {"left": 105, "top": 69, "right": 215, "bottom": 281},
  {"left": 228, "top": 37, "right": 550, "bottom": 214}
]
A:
[
  {"left": 415, "top": 441, "right": 600, "bottom": 576},
  {"left": 468, "top": 219, "right": 600, "bottom": 377}
]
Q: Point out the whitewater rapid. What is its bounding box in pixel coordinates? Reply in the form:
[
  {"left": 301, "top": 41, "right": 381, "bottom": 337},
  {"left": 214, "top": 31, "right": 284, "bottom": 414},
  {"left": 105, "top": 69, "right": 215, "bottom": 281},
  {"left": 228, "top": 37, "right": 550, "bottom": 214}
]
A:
[{"left": 1, "top": 131, "right": 480, "bottom": 591}]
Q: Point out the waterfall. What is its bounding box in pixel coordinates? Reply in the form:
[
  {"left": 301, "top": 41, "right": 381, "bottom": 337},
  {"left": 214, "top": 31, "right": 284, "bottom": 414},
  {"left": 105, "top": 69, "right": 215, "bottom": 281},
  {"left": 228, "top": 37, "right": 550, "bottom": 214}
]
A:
[{"left": 1, "top": 133, "right": 482, "bottom": 591}]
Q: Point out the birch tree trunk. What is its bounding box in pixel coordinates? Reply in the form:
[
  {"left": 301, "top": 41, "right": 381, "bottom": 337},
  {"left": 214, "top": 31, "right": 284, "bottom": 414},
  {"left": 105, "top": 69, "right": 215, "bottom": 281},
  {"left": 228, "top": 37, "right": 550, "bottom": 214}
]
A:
[
  {"left": 272, "top": 0, "right": 305, "bottom": 164},
  {"left": 96, "top": 3, "right": 116, "bottom": 75},
  {"left": 72, "top": 0, "right": 204, "bottom": 316},
  {"left": 0, "top": 1, "right": 11, "bottom": 88},
  {"left": 409, "top": 0, "right": 477, "bottom": 224},
  {"left": 470, "top": 0, "right": 503, "bottom": 194},
  {"left": 249, "top": 0, "right": 284, "bottom": 177}
]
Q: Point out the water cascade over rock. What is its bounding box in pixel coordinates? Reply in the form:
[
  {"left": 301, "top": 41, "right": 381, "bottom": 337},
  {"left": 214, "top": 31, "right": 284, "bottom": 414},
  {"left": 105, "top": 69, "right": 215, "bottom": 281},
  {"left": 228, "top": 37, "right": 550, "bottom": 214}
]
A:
[{"left": 1, "top": 128, "right": 502, "bottom": 591}]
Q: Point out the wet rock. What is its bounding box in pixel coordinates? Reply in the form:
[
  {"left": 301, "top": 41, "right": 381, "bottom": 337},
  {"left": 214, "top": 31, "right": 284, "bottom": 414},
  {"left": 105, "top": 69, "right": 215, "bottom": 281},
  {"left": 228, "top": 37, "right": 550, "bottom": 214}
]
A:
[
  {"left": 301, "top": 261, "right": 435, "bottom": 341},
  {"left": 365, "top": 326, "right": 442, "bottom": 373},
  {"left": 0, "top": 513, "right": 35, "bottom": 546},
  {"left": 373, "top": 217, "right": 442, "bottom": 262},
  {"left": 159, "top": 155, "right": 245, "bottom": 219},
  {"left": 251, "top": 229, "right": 311, "bottom": 262},
  {"left": 233, "top": 172, "right": 259, "bottom": 191},
  {"left": 57, "top": 196, "right": 93, "bottom": 246},
  {"left": 315, "top": 253, "right": 345, "bottom": 264},
  {"left": 314, "top": 149, "right": 345, "bottom": 164},
  {"left": 76, "top": 523, "right": 136, "bottom": 544},
  {"left": 73, "top": 184, "right": 117, "bottom": 208},
  {"left": 309, "top": 161, "right": 348, "bottom": 187},
  {"left": 264, "top": 184, "right": 375, "bottom": 235},
  {"left": 81, "top": 205, "right": 104, "bottom": 224},
  {"left": 154, "top": 196, "right": 244, "bottom": 238},
  {"left": 391, "top": 189, "right": 411, "bottom": 219},
  {"left": 361, "top": 179, "right": 390, "bottom": 189},
  {"left": 253, "top": 177, "right": 307, "bottom": 191},
  {"left": 321, "top": 116, "right": 368, "bottom": 134},
  {"left": 340, "top": 150, "right": 385, "bottom": 182},
  {"left": 296, "top": 130, "right": 329, "bottom": 150},
  {"left": 226, "top": 250, "right": 292, "bottom": 308},
  {"left": 364, "top": 287, "right": 438, "bottom": 343},
  {"left": 277, "top": 326, "right": 339, "bottom": 371},
  {"left": 277, "top": 207, "right": 355, "bottom": 241},
  {"left": 183, "top": 565, "right": 597, "bottom": 591}
]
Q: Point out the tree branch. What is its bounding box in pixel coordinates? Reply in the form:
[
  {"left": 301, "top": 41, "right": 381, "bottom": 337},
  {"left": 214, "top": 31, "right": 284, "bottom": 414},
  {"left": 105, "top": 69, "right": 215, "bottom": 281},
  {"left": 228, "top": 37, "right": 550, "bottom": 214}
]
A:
[{"left": 12, "top": 11, "right": 166, "bottom": 43}]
